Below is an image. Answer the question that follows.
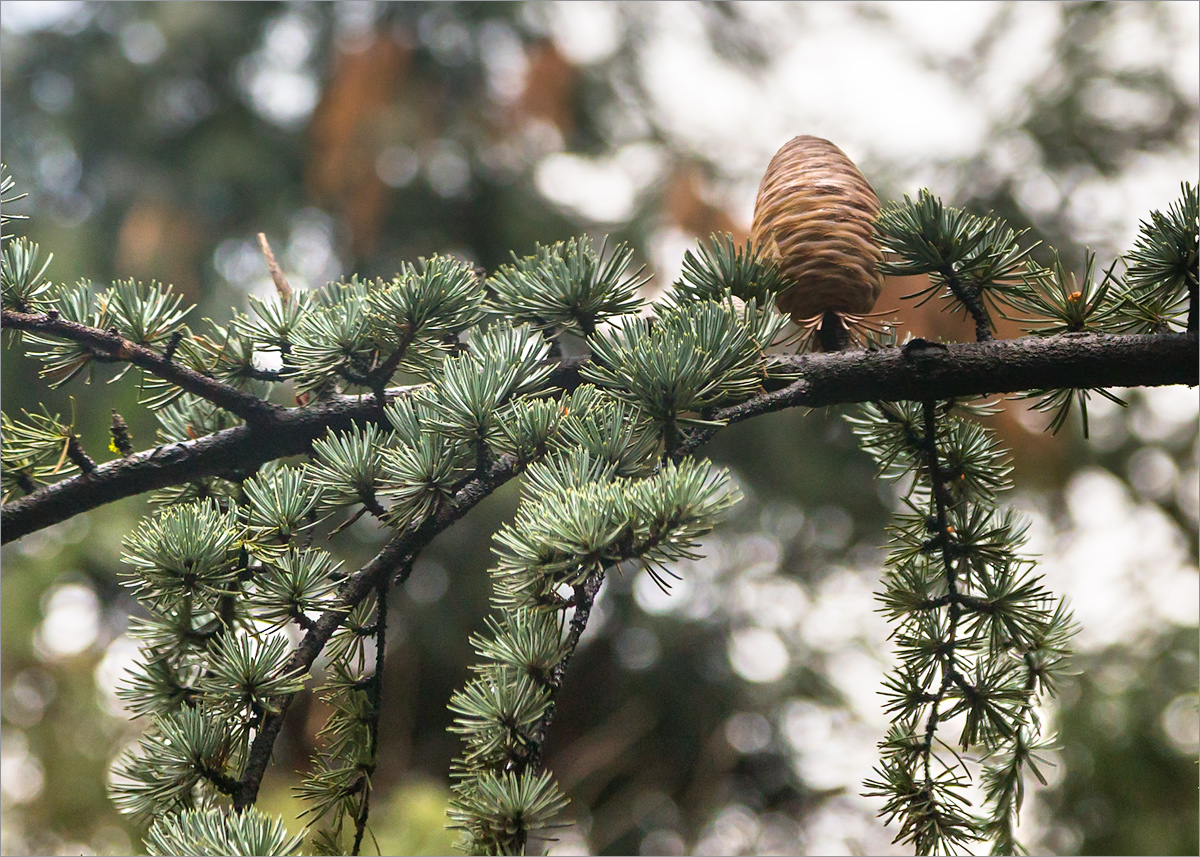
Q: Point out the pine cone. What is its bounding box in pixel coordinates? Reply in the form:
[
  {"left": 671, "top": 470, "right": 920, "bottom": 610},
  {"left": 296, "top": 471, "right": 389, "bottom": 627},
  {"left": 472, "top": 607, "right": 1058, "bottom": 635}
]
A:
[{"left": 751, "top": 136, "right": 884, "bottom": 324}]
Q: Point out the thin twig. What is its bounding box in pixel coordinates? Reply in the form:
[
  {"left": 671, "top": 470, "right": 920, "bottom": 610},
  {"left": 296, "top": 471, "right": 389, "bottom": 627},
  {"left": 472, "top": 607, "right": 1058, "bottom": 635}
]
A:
[
  {"left": 517, "top": 570, "right": 607, "bottom": 775},
  {"left": 521, "top": 522, "right": 677, "bottom": 777},
  {"left": 1187, "top": 268, "right": 1197, "bottom": 335},
  {"left": 233, "top": 455, "right": 523, "bottom": 810},
  {"left": 163, "top": 330, "right": 184, "bottom": 363},
  {"left": 1, "top": 309, "right": 282, "bottom": 425},
  {"left": 257, "top": 233, "right": 293, "bottom": 304},
  {"left": 918, "top": 400, "right": 963, "bottom": 785},
  {"left": 549, "top": 574, "right": 606, "bottom": 692},
  {"left": 202, "top": 766, "right": 244, "bottom": 798},
  {"left": 65, "top": 435, "right": 95, "bottom": 474},
  {"left": 371, "top": 347, "right": 408, "bottom": 409},
  {"left": 351, "top": 577, "right": 391, "bottom": 856}
]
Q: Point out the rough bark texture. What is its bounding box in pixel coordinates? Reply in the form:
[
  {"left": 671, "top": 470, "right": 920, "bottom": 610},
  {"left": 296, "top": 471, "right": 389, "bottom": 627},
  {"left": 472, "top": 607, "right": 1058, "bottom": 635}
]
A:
[{"left": 3, "top": 333, "right": 1195, "bottom": 544}]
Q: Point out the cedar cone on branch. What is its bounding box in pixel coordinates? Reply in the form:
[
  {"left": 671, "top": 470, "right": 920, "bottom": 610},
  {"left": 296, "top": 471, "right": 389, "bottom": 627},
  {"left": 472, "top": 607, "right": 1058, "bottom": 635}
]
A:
[{"left": 751, "top": 135, "right": 884, "bottom": 351}]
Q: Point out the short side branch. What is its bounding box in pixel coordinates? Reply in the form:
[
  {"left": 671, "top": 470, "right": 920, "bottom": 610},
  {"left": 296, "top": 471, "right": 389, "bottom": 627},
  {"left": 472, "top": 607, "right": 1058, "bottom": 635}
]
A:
[
  {"left": 233, "top": 454, "right": 522, "bottom": 809},
  {"left": 2, "top": 309, "right": 282, "bottom": 424}
]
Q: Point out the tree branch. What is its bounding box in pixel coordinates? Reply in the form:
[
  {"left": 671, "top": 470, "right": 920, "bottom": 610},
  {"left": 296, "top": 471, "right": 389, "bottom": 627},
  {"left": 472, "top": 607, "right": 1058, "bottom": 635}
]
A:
[
  {"left": 514, "top": 569, "right": 607, "bottom": 778},
  {"left": 668, "top": 331, "right": 1197, "bottom": 457},
  {"left": 520, "top": 522, "right": 691, "bottom": 777},
  {"left": 17, "top": 327, "right": 1187, "bottom": 821},
  {"left": 351, "top": 576, "right": 390, "bottom": 856},
  {"left": 765, "top": 331, "right": 1195, "bottom": 409},
  {"left": 1187, "top": 268, "right": 1197, "bottom": 335},
  {"left": 2, "top": 309, "right": 283, "bottom": 424},
  {"left": 917, "top": 400, "right": 963, "bottom": 784},
  {"left": 233, "top": 453, "right": 523, "bottom": 809},
  {"left": 1, "top": 386, "right": 422, "bottom": 544},
  {"left": 942, "top": 268, "right": 994, "bottom": 342},
  {"left": 4, "top": 333, "right": 1195, "bottom": 544}
]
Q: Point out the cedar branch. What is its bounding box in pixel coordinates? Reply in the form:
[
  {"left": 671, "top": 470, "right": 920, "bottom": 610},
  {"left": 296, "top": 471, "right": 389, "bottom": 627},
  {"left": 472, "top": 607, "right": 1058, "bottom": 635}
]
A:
[
  {"left": 2, "top": 309, "right": 283, "bottom": 424},
  {"left": 3, "top": 333, "right": 1194, "bottom": 544}
]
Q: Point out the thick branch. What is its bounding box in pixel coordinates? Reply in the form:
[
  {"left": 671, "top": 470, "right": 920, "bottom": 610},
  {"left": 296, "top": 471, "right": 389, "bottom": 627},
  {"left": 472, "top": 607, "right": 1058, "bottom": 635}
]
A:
[
  {"left": 2, "top": 309, "right": 283, "bottom": 424},
  {"left": 4, "top": 333, "right": 1195, "bottom": 544},
  {"left": 762, "top": 331, "right": 1195, "bottom": 409},
  {"left": 1, "top": 387, "right": 421, "bottom": 544},
  {"left": 669, "top": 331, "right": 1198, "bottom": 457}
]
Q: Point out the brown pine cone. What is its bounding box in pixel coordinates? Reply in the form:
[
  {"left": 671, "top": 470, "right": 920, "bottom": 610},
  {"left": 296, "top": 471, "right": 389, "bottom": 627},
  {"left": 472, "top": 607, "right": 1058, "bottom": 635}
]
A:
[{"left": 751, "top": 136, "right": 884, "bottom": 326}]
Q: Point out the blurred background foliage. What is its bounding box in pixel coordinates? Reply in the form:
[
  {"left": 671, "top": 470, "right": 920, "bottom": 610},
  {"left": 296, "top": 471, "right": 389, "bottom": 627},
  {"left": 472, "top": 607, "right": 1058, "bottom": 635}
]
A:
[{"left": 1, "top": 2, "right": 1196, "bottom": 855}]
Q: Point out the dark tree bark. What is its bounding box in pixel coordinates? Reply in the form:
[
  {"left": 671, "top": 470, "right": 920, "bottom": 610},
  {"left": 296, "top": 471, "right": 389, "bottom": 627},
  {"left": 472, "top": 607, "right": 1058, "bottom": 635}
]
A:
[{"left": 4, "top": 331, "right": 1195, "bottom": 545}]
